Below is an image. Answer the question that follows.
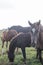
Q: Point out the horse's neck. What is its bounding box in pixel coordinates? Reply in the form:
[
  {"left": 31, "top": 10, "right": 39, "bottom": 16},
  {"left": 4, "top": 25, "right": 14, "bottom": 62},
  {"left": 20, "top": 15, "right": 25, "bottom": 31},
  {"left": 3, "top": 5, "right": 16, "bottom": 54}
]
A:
[
  {"left": 40, "top": 25, "right": 43, "bottom": 31},
  {"left": 39, "top": 25, "right": 43, "bottom": 41}
]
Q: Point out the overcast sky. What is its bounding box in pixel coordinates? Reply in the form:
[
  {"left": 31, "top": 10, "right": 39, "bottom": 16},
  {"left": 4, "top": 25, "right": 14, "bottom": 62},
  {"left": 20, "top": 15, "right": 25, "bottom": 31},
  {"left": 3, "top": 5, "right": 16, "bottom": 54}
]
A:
[{"left": 0, "top": 0, "right": 43, "bottom": 30}]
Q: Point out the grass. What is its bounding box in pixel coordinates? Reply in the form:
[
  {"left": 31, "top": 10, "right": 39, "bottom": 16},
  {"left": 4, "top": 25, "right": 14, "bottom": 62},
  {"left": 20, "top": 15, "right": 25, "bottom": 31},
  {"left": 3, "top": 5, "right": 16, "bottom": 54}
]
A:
[{"left": 0, "top": 30, "right": 42, "bottom": 65}]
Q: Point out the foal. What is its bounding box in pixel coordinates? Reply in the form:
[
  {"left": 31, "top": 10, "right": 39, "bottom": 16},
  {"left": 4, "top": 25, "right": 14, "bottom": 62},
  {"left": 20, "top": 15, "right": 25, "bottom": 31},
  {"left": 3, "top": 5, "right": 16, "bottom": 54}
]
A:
[{"left": 1, "top": 30, "right": 18, "bottom": 54}]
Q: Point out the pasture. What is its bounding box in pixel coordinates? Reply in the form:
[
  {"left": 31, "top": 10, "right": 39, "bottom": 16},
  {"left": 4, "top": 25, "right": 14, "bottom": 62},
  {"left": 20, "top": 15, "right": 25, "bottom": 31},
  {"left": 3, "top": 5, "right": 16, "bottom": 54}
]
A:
[{"left": 0, "top": 30, "right": 42, "bottom": 65}]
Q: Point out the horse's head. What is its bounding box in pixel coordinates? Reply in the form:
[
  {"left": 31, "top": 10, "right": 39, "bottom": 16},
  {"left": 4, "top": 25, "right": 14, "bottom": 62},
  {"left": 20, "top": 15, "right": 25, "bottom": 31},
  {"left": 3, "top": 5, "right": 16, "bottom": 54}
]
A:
[
  {"left": 28, "top": 20, "right": 41, "bottom": 47},
  {"left": 8, "top": 51, "right": 14, "bottom": 62}
]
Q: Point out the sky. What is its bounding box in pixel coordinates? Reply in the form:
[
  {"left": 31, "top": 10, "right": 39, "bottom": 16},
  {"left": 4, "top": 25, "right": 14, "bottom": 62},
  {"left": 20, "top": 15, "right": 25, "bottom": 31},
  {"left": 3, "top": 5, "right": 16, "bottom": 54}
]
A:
[{"left": 0, "top": 0, "right": 43, "bottom": 30}]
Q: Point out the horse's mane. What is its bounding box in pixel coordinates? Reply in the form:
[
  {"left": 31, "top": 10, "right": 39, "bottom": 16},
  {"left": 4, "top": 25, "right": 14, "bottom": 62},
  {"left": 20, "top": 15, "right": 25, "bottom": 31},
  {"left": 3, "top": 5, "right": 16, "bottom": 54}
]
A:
[{"left": 10, "top": 32, "right": 24, "bottom": 42}]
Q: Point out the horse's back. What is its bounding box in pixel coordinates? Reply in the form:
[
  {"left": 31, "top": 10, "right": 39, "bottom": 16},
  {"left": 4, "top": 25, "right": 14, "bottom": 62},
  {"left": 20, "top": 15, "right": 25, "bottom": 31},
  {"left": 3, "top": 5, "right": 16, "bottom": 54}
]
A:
[
  {"left": 10, "top": 32, "right": 31, "bottom": 48},
  {"left": 1, "top": 30, "right": 18, "bottom": 41}
]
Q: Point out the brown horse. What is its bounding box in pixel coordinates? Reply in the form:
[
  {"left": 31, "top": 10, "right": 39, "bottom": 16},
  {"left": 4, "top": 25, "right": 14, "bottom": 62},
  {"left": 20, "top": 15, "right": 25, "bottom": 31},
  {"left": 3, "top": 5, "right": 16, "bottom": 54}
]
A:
[
  {"left": 28, "top": 20, "right": 43, "bottom": 65},
  {"left": 1, "top": 30, "right": 18, "bottom": 54}
]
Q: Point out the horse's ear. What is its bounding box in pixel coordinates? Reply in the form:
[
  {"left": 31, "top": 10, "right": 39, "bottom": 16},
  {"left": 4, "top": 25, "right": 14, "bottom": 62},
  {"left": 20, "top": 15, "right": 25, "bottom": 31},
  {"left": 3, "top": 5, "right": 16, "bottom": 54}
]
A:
[
  {"left": 28, "top": 21, "right": 32, "bottom": 26},
  {"left": 37, "top": 20, "right": 41, "bottom": 25}
]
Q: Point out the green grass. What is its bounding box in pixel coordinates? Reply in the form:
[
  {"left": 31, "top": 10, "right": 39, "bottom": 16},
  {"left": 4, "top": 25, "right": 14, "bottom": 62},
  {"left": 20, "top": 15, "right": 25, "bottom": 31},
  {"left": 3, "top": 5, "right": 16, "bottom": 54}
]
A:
[{"left": 0, "top": 31, "right": 42, "bottom": 65}]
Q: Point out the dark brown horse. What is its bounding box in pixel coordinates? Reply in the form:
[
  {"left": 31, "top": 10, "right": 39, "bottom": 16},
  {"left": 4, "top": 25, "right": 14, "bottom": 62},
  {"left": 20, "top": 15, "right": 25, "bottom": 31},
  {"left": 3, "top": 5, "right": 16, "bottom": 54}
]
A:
[
  {"left": 28, "top": 20, "right": 43, "bottom": 65},
  {"left": 8, "top": 32, "right": 32, "bottom": 63},
  {"left": 1, "top": 30, "right": 18, "bottom": 54}
]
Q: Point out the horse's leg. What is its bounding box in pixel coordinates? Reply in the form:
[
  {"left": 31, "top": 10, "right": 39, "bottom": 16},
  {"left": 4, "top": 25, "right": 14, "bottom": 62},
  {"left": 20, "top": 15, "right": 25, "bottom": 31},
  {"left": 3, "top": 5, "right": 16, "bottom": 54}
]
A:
[
  {"left": 21, "top": 48, "right": 26, "bottom": 64},
  {"left": 2, "top": 41, "right": 5, "bottom": 54},
  {"left": 16, "top": 47, "right": 18, "bottom": 52},
  {"left": 36, "top": 49, "right": 39, "bottom": 59},
  {"left": 38, "top": 49, "right": 43, "bottom": 65},
  {"left": 6, "top": 41, "right": 8, "bottom": 48},
  {"left": 2, "top": 41, "right": 4, "bottom": 48},
  {"left": 6, "top": 41, "right": 9, "bottom": 53},
  {"left": 15, "top": 47, "right": 18, "bottom": 54}
]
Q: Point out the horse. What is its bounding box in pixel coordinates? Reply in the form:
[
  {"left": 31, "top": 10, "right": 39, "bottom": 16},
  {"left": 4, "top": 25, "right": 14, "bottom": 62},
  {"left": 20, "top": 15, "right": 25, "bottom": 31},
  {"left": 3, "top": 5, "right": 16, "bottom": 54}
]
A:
[
  {"left": 28, "top": 20, "right": 43, "bottom": 65},
  {"left": 8, "top": 32, "right": 32, "bottom": 64},
  {"left": 1, "top": 30, "right": 18, "bottom": 54},
  {"left": 9, "top": 25, "right": 31, "bottom": 33}
]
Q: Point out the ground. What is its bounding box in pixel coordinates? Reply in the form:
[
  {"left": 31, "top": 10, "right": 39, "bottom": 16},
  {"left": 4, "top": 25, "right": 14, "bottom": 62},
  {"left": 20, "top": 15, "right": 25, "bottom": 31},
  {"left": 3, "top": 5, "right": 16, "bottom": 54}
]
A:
[{"left": 0, "top": 30, "right": 42, "bottom": 65}]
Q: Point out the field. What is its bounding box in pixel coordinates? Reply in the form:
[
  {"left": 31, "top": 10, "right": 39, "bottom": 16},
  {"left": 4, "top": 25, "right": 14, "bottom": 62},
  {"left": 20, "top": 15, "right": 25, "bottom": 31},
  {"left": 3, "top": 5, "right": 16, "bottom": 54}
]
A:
[{"left": 0, "top": 30, "right": 42, "bottom": 65}]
